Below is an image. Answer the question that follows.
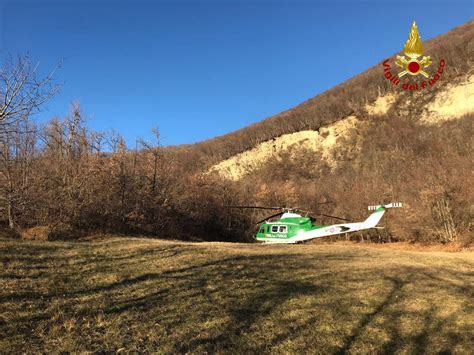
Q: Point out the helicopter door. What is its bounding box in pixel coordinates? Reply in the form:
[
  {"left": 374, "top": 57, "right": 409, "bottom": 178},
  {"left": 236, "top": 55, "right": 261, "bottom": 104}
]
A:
[{"left": 279, "top": 226, "right": 288, "bottom": 234}]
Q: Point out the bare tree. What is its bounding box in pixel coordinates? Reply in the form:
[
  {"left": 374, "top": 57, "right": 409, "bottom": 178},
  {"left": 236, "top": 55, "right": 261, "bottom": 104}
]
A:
[
  {"left": 138, "top": 127, "right": 162, "bottom": 193},
  {"left": 0, "top": 120, "right": 38, "bottom": 228},
  {"left": 0, "top": 55, "right": 61, "bottom": 133},
  {"left": 0, "top": 55, "right": 60, "bottom": 228}
]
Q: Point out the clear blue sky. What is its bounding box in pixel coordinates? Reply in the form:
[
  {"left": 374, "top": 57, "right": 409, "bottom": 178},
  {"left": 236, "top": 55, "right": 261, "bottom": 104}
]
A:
[{"left": 0, "top": 0, "right": 472, "bottom": 146}]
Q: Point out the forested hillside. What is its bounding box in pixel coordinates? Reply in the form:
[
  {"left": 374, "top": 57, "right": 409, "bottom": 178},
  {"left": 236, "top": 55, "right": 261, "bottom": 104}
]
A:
[{"left": 168, "top": 20, "right": 473, "bottom": 169}]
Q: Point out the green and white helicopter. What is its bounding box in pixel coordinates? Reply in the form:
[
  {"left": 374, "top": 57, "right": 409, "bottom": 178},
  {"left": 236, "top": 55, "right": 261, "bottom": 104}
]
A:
[{"left": 229, "top": 203, "right": 402, "bottom": 244}]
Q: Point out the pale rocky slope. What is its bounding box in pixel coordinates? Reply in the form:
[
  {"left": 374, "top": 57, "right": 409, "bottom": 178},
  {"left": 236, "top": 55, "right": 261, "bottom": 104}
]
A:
[
  {"left": 209, "top": 116, "right": 360, "bottom": 181},
  {"left": 209, "top": 74, "right": 474, "bottom": 181},
  {"left": 422, "top": 75, "right": 474, "bottom": 123}
]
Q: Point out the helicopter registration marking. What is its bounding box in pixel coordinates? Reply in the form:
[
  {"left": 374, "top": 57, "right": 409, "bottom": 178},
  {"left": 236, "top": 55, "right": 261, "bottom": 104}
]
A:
[{"left": 268, "top": 235, "right": 288, "bottom": 238}]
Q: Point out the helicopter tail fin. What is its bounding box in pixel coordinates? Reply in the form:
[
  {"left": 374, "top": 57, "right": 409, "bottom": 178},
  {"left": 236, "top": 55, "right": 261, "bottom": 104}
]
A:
[
  {"left": 363, "top": 203, "right": 402, "bottom": 228},
  {"left": 363, "top": 209, "right": 386, "bottom": 228}
]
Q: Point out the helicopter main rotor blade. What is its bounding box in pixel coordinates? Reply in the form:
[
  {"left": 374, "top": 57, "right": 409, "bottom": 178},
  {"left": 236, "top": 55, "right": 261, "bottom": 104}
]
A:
[
  {"left": 255, "top": 211, "right": 285, "bottom": 224},
  {"left": 224, "top": 202, "right": 333, "bottom": 211},
  {"left": 292, "top": 208, "right": 352, "bottom": 222},
  {"left": 224, "top": 205, "right": 283, "bottom": 210},
  {"left": 315, "top": 213, "right": 352, "bottom": 222}
]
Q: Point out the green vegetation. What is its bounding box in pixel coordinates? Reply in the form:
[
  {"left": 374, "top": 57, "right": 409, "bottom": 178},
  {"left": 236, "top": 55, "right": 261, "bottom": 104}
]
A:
[{"left": 1, "top": 237, "right": 472, "bottom": 353}]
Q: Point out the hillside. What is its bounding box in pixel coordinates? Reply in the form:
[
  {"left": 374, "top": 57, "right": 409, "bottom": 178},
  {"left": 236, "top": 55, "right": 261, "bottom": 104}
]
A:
[
  {"left": 172, "top": 20, "right": 474, "bottom": 244},
  {"left": 209, "top": 74, "right": 474, "bottom": 180},
  {"left": 1, "top": 237, "right": 473, "bottom": 353},
  {"left": 168, "top": 20, "right": 474, "bottom": 170},
  {"left": 209, "top": 116, "right": 359, "bottom": 180}
]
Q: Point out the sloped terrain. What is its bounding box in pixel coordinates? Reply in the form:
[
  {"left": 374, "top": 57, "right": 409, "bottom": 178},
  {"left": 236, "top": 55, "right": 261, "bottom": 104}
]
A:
[
  {"left": 422, "top": 74, "right": 474, "bottom": 123},
  {"left": 209, "top": 116, "right": 359, "bottom": 180},
  {"left": 209, "top": 72, "right": 474, "bottom": 180},
  {"left": 1, "top": 237, "right": 473, "bottom": 353},
  {"left": 169, "top": 20, "right": 474, "bottom": 171},
  {"left": 191, "top": 21, "right": 474, "bottom": 245}
]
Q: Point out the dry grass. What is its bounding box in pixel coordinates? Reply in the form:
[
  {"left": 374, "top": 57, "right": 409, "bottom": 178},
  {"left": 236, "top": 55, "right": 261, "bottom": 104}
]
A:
[{"left": 0, "top": 237, "right": 473, "bottom": 353}]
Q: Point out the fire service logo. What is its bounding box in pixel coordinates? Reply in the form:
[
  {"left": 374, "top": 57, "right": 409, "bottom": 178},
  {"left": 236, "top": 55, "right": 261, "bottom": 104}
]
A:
[{"left": 383, "top": 21, "right": 445, "bottom": 91}]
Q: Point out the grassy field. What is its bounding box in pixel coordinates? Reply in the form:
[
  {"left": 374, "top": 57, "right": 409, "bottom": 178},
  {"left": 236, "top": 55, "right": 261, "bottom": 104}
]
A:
[{"left": 0, "top": 237, "right": 473, "bottom": 353}]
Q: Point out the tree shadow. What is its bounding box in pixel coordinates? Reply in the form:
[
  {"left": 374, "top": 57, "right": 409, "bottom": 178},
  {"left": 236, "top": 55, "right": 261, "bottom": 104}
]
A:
[
  {"left": 181, "top": 277, "right": 326, "bottom": 353},
  {"left": 336, "top": 266, "right": 473, "bottom": 354},
  {"left": 337, "top": 276, "right": 408, "bottom": 354},
  {"left": 1, "top": 241, "right": 473, "bottom": 353}
]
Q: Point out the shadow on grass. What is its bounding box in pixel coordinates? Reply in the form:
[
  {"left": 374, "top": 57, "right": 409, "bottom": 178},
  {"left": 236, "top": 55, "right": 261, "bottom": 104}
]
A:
[
  {"left": 0, "top": 245, "right": 189, "bottom": 302},
  {"left": 180, "top": 277, "right": 326, "bottom": 353},
  {"left": 336, "top": 267, "right": 473, "bottom": 354},
  {"left": 0, "top": 240, "right": 473, "bottom": 353},
  {"left": 337, "top": 276, "right": 408, "bottom": 354}
]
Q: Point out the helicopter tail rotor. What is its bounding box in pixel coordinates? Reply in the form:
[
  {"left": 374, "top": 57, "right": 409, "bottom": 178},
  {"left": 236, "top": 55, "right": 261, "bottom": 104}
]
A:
[{"left": 368, "top": 202, "right": 403, "bottom": 210}]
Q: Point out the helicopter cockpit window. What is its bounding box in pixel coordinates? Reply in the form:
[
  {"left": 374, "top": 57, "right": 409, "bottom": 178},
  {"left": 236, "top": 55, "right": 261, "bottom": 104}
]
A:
[
  {"left": 279, "top": 226, "right": 287, "bottom": 233},
  {"left": 271, "top": 225, "right": 279, "bottom": 233}
]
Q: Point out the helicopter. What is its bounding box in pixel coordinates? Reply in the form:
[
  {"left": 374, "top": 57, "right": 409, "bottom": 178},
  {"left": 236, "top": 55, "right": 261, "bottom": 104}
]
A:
[{"left": 227, "top": 203, "right": 402, "bottom": 244}]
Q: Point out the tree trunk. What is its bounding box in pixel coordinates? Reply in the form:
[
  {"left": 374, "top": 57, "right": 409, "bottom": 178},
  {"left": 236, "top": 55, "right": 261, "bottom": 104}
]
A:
[
  {"left": 7, "top": 194, "right": 14, "bottom": 229},
  {"left": 435, "top": 196, "right": 457, "bottom": 243}
]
